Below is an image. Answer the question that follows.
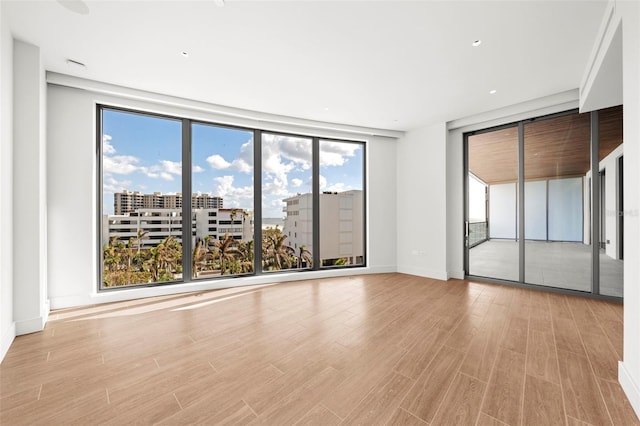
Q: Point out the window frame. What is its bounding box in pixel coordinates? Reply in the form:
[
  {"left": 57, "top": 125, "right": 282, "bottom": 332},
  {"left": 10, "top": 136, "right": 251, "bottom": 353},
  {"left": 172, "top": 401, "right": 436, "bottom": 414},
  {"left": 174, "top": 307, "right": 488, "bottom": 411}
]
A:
[{"left": 97, "top": 104, "right": 367, "bottom": 291}]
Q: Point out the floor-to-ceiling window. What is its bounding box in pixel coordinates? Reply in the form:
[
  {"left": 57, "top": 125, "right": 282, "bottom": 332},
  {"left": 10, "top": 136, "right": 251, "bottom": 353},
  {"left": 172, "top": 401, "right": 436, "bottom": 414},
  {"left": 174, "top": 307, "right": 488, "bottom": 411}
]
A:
[
  {"left": 100, "top": 109, "right": 183, "bottom": 287},
  {"left": 319, "top": 139, "right": 365, "bottom": 267},
  {"left": 98, "top": 106, "right": 366, "bottom": 290},
  {"left": 191, "top": 123, "right": 255, "bottom": 278},
  {"left": 464, "top": 106, "right": 623, "bottom": 298},
  {"left": 261, "top": 133, "right": 313, "bottom": 272}
]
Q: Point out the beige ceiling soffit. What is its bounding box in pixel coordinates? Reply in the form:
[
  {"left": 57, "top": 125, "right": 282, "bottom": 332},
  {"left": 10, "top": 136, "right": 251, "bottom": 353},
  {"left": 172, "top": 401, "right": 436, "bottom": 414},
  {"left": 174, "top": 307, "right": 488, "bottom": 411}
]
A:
[
  {"left": 446, "top": 89, "right": 579, "bottom": 132},
  {"left": 579, "top": 0, "right": 620, "bottom": 109},
  {"left": 46, "top": 72, "right": 404, "bottom": 139}
]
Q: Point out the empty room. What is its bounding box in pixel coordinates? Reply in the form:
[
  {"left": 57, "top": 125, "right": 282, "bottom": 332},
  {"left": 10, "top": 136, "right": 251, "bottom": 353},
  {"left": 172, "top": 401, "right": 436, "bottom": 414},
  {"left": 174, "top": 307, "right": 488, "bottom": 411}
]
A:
[{"left": 1, "top": 1, "right": 639, "bottom": 425}]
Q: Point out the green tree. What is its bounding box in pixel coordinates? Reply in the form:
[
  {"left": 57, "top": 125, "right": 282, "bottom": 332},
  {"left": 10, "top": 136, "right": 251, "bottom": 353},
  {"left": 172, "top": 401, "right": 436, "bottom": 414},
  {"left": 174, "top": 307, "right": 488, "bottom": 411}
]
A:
[
  {"left": 262, "top": 227, "right": 295, "bottom": 270},
  {"left": 297, "top": 245, "right": 312, "bottom": 268},
  {"left": 213, "top": 233, "right": 241, "bottom": 275}
]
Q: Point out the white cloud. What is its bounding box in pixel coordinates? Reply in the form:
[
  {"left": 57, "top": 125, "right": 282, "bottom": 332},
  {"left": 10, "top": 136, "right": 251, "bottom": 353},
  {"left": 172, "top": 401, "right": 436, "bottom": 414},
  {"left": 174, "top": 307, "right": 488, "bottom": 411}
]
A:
[
  {"left": 206, "top": 144, "right": 253, "bottom": 174},
  {"left": 193, "top": 165, "right": 205, "bottom": 173},
  {"left": 319, "top": 174, "right": 352, "bottom": 193},
  {"left": 320, "top": 141, "right": 360, "bottom": 166},
  {"left": 207, "top": 154, "right": 231, "bottom": 169},
  {"left": 319, "top": 175, "right": 327, "bottom": 190},
  {"left": 324, "top": 182, "right": 349, "bottom": 193},
  {"left": 290, "top": 178, "right": 303, "bottom": 188},
  {"left": 102, "top": 174, "right": 132, "bottom": 194},
  {"left": 103, "top": 134, "right": 116, "bottom": 154},
  {"left": 140, "top": 160, "right": 182, "bottom": 179},
  {"left": 160, "top": 160, "right": 182, "bottom": 175},
  {"left": 103, "top": 155, "right": 140, "bottom": 175},
  {"left": 214, "top": 175, "right": 254, "bottom": 207}
]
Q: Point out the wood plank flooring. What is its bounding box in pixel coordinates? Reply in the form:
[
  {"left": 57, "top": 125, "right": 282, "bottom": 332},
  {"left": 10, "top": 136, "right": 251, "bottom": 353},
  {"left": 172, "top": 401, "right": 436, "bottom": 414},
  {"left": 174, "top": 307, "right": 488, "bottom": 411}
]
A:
[{"left": 1, "top": 273, "right": 638, "bottom": 425}]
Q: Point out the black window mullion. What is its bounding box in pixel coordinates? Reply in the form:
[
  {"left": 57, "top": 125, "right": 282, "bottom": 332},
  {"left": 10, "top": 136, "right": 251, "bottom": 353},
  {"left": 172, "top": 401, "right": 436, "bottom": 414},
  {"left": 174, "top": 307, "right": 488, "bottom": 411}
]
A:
[
  {"left": 254, "top": 129, "right": 263, "bottom": 274},
  {"left": 181, "top": 119, "right": 192, "bottom": 282},
  {"left": 312, "top": 137, "right": 320, "bottom": 270}
]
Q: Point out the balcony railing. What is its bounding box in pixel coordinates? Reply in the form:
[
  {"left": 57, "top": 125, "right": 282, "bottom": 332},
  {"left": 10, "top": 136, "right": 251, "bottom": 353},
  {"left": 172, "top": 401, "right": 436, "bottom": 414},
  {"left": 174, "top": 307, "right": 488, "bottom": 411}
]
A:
[{"left": 468, "top": 221, "right": 488, "bottom": 248}]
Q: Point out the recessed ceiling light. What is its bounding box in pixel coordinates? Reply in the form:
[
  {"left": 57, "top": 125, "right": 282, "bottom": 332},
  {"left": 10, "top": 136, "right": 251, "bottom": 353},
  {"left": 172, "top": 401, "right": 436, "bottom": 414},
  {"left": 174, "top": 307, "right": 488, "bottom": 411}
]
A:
[
  {"left": 66, "top": 59, "right": 86, "bottom": 71},
  {"left": 472, "top": 39, "right": 482, "bottom": 47},
  {"left": 323, "top": 107, "right": 330, "bottom": 111},
  {"left": 489, "top": 89, "right": 497, "bottom": 94},
  {"left": 181, "top": 51, "right": 189, "bottom": 58}
]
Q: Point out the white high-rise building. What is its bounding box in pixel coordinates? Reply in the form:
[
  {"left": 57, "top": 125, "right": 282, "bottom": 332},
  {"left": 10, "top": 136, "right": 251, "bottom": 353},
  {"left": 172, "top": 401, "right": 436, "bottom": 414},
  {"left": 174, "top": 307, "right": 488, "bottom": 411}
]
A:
[
  {"left": 282, "top": 190, "right": 363, "bottom": 266},
  {"left": 103, "top": 207, "right": 253, "bottom": 249},
  {"left": 113, "top": 190, "right": 223, "bottom": 215}
]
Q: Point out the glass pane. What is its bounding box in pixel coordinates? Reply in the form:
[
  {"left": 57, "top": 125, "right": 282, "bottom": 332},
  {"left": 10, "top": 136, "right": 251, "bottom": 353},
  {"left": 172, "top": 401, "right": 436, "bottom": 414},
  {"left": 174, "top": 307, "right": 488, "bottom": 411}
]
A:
[
  {"left": 192, "top": 124, "right": 254, "bottom": 278},
  {"left": 101, "top": 109, "right": 183, "bottom": 288},
  {"left": 319, "top": 140, "right": 365, "bottom": 267},
  {"left": 261, "top": 133, "right": 312, "bottom": 271},
  {"left": 524, "top": 112, "right": 591, "bottom": 291},
  {"left": 467, "top": 127, "right": 519, "bottom": 281},
  {"left": 598, "top": 105, "right": 623, "bottom": 297}
]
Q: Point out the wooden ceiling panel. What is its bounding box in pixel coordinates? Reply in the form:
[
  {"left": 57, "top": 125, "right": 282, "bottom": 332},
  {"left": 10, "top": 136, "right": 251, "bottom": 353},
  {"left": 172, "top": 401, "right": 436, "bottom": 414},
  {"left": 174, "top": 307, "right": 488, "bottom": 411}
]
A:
[
  {"left": 468, "top": 106, "right": 623, "bottom": 185},
  {"left": 468, "top": 127, "right": 518, "bottom": 184}
]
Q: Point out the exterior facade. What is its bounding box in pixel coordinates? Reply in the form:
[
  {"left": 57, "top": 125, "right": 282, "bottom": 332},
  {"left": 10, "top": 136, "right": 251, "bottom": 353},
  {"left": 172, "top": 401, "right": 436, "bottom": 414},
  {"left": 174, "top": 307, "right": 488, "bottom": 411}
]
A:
[
  {"left": 114, "top": 190, "right": 223, "bottom": 215},
  {"left": 103, "top": 207, "right": 253, "bottom": 249},
  {"left": 283, "top": 190, "right": 364, "bottom": 266}
]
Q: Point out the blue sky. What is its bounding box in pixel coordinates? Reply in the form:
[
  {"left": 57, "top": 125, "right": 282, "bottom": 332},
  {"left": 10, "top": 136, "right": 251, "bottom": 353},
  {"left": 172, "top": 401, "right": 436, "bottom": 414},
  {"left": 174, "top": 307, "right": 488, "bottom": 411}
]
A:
[{"left": 102, "top": 109, "right": 363, "bottom": 217}]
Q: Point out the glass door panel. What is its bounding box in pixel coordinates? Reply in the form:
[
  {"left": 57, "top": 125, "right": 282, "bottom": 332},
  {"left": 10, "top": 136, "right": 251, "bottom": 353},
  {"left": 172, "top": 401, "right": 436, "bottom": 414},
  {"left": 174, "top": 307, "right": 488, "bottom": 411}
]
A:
[
  {"left": 467, "top": 126, "right": 519, "bottom": 282},
  {"left": 523, "top": 112, "right": 591, "bottom": 291}
]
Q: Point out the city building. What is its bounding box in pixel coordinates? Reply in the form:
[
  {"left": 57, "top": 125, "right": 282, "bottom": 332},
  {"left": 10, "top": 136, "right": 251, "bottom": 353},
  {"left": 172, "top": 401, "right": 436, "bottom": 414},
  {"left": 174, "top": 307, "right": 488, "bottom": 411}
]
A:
[
  {"left": 113, "top": 190, "right": 223, "bottom": 215},
  {"left": 283, "top": 190, "right": 364, "bottom": 265},
  {"left": 103, "top": 207, "right": 253, "bottom": 249}
]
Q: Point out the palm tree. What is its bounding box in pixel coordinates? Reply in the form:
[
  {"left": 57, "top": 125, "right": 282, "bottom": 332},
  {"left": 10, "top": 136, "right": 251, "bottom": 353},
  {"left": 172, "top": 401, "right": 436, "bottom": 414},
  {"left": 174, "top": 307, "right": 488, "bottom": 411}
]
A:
[
  {"left": 213, "top": 233, "right": 241, "bottom": 275},
  {"left": 135, "top": 229, "right": 149, "bottom": 254},
  {"left": 236, "top": 239, "right": 254, "bottom": 273},
  {"left": 297, "top": 245, "right": 312, "bottom": 268},
  {"left": 103, "top": 237, "right": 122, "bottom": 272},
  {"left": 192, "top": 239, "right": 204, "bottom": 278},
  {"left": 265, "top": 230, "right": 295, "bottom": 270}
]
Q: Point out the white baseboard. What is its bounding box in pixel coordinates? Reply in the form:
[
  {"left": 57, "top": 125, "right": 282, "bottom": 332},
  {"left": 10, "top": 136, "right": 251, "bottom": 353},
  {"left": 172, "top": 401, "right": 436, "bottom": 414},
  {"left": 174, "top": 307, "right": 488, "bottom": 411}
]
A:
[
  {"left": 619, "top": 361, "right": 640, "bottom": 420},
  {"left": 0, "top": 322, "right": 16, "bottom": 363},
  {"left": 447, "top": 269, "right": 465, "bottom": 280},
  {"left": 397, "top": 265, "right": 448, "bottom": 281},
  {"left": 15, "top": 315, "right": 47, "bottom": 336}
]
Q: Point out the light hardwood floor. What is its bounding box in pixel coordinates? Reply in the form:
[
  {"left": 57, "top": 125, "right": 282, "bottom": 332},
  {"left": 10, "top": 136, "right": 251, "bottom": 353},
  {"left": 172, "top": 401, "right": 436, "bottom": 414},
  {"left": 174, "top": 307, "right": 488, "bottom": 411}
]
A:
[{"left": 1, "top": 273, "right": 638, "bottom": 425}]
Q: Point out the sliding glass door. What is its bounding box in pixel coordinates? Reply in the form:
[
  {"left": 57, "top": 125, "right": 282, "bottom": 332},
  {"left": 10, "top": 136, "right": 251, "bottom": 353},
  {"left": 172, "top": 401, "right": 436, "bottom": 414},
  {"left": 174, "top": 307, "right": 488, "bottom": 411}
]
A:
[
  {"left": 464, "top": 106, "right": 623, "bottom": 298},
  {"left": 466, "top": 126, "right": 519, "bottom": 282},
  {"left": 523, "top": 112, "right": 591, "bottom": 291}
]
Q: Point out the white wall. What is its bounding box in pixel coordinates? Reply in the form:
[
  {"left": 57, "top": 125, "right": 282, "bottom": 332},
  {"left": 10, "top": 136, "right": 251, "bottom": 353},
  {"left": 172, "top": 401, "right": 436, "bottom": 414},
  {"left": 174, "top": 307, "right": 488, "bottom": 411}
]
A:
[
  {"left": 525, "top": 180, "right": 547, "bottom": 240},
  {"left": 47, "top": 83, "right": 398, "bottom": 309},
  {"left": 12, "top": 39, "right": 49, "bottom": 336},
  {"left": 618, "top": 0, "right": 640, "bottom": 418},
  {"left": 548, "top": 177, "right": 583, "bottom": 242},
  {"left": 468, "top": 175, "right": 486, "bottom": 223},
  {"left": 396, "top": 122, "right": 448, "bottom": 280},
  {"left": 489, "top": 183, "right": 517, "bottom": 239},
  {"left": 368, "top": 136, "right": 397, "bottom": 271},
  {"left": 0, "top": 4, "right": 15, "bottom": 361},
  {"left": 447, "top": 128, "right": 465, "bottom": 279}
]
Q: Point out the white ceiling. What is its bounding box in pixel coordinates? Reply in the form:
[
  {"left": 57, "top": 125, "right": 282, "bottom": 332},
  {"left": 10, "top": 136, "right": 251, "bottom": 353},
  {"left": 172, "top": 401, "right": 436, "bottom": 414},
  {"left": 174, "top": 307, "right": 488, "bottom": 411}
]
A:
[{"left": 2, "top": 0, "right": 607, "bottom": 131}]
